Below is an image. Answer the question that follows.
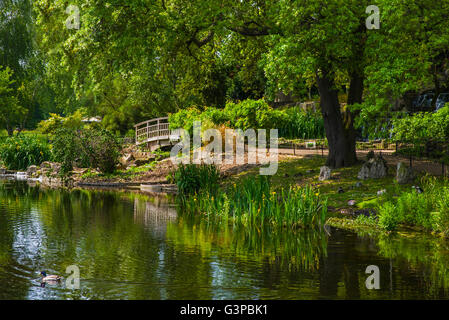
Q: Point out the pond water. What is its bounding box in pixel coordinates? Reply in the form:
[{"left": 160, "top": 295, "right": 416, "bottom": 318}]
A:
[{"left": 1, "top": 179, "right": 449, "bottom": 300}]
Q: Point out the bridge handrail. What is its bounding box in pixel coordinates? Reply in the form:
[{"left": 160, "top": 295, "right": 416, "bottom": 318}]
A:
[{"left": 135, "top": 117, "right": 175, "bottom": 145}]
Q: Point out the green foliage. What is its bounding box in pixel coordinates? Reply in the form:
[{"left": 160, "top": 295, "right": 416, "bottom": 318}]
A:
[
  {"left": 37, "top": 109, "right": 86, "bottom": 136},
  {"left": 79, "top": 128, "right": 121, "bottom": 174},
  {"left": 223, "top": 99, "right": 286, "bottom": 131},
  {"left": 279, "top": 107, "right": 325, "bottom": 139},
  {"left": 180, "top": 176, "right": 327, "bottom": 228},
  {"left": 169, "top": 99, "right": 324, "bottom": 139},
  {"left": 173, "top": 164, "right": 220, "bottom": 195},
  {"left": 391, "top": 107, "right": 449, "bottom": 142},
  {"left": 52, "top": 127, "right": 121, "bottom": 174},
  {"left": 0, "top": 134, "right": 51, "bottom": 170},
  {"left": 377, "top": 177, "right": 449, "bottom": 234},
  {"left": 0, "top": 67, "right": 25, "bottom": 135},
  {"left": 52, "top": 128, "right": 85, "bottom": 174}
]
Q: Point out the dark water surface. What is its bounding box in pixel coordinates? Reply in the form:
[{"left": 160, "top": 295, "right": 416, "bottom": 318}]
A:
[{"left": 1, "top": 179, "right": 449, "bottom": 300}]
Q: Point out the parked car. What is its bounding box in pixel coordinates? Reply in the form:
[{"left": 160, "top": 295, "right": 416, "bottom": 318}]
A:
[{"left": 436, "top": 93, "right": 449, "bottom": 111}]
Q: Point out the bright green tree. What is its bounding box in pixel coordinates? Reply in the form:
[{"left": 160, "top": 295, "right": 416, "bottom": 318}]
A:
[{"left": 0, "top": 67, "right": 26, "bottom": 135}]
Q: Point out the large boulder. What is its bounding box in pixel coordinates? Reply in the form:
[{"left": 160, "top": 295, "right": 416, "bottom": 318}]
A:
[
  {"left": 396, "top": 162, "right": 415, "bottom": 184},
  {"left": 319, "top": 166, "right": 332, "bottom": 181},
  {"left": 357, "top": 154, "right": 388, "bottom": 180}
]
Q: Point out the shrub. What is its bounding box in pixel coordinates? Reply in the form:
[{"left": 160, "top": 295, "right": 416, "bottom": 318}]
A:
[
  {"left": 52, "top": 128, "right": 86, "bottom": 174},
  {"left": 173, "top": 164, "right": 220, "bottom": 195},
  {"left": 37, "top": 109, "right": 86, "bottom": 136},
  {"left": 79, "top": 128, "right": 121, "bottom": 174},
  {"left": 168, "top": 99, "right": 325, "bottom": 139},
  {"left": 391, "top": 106, "right": 449, "bottom": 143},
  {"left": 377, "top": 177, "right": 449, "bottom": 233},
  {"left": 0, "top": 134, "right": 51, "bottom": 170},
  {"left": 279, "top": 108, "right": 325, "bottom": 139},
  {"left": 52, "top": 127, "right": 120, "bottom": 174}
]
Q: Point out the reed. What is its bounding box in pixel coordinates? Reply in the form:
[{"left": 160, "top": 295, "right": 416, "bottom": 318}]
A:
[{"left": 179, "top": 176, "right": 327, "bottom": 228}]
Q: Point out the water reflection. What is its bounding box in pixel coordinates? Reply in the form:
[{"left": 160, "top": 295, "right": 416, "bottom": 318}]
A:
[{"left": 1, "top": 179, "right": 449, "bottom": 299}]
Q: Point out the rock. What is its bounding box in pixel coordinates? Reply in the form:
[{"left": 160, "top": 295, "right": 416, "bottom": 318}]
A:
[
  {"left": 412, "top": 186, "right": 424, "bottom": 193},
  {"left": 40, "top": 161, "right": 52, "bottom": 169},
  {"left": 377, "top": 189, "right": 386, "bottom": 196},
  {"left": 354, "top": 182, "right": 363, "bottom": 188},
  {"left": 396, "top": 162, "right": 415, "bottom": 184},
  {"left": 0, "top": 168, "right": 6, "bottom": 175},
  {"left": 120, "top": 153, "right": 135, "bottom": 166},
  {"left": 338, "top": 187, "right": 344, "bottom": 193},
  {"left": 357, "top": 154, "right": 388, "bottom": 180},
  {"left": 319, "top": 166, "right": 331, "bottom": 181},
  {"left": 26, "top": 165, "right": 38, "bottom": 177},
  {"left": 348, "top": 200, "right": 356, "bottom": 206},
  {"left": 353, "top": 208, "right": 377, "bottom": 218},
  {"left": 50, "top": 163, "right": 61, "bottom": 173}
]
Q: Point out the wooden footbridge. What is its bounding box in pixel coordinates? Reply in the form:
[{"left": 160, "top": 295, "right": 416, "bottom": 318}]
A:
[{"left": 134, "top": 117, "right": 180, "bottom": 151}]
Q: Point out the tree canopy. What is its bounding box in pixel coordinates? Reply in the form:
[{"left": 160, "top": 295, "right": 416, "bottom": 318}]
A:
[{"left": 1, "top": 0, "right": 448, "bottom": 166}]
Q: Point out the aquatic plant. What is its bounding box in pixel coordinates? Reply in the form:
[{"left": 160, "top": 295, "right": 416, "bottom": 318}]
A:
[
  {"left": 179, "top": 176, "right": 327, "bottom": 228},
  {"left": 173, "top": 164, "right": 220, "bottom": 195}
]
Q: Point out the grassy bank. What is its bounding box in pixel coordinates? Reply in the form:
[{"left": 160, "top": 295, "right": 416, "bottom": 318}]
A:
[
  {"left": 173, "top": 164, "right": 327, "bottom": 228},
  {"left": 222, "top": 155, "right": 449, "bottom": 237}
]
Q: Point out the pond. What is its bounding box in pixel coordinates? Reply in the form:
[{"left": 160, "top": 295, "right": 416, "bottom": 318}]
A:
[{"left": 1, "top": 179, "right": 449, "bottom": 300}]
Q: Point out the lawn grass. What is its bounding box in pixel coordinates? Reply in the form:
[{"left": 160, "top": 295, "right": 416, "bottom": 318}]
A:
[{"left": 227, "top": 154, "right": 412, "bottom": 213}]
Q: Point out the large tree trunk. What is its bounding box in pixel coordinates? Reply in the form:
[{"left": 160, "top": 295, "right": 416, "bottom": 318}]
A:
[{"left": 316, "top": 70, "right": 358, "bottom": 168}]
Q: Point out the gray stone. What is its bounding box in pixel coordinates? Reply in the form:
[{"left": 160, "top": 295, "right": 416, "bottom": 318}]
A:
[
  {"left": 26, "top": 165, "right": 38, "bottom": 177},
  {"left": 348, "top": 200, "right": 356, "bottom": 206},
  {"left": 377, "top": 189, "right": 387, "bottom": 196},
  {"left": 40, "top": 161, "right": 52, "bottom": 169},
  {"left": 319, "top": 166, "right": 332, "bottom": 181},
  {"left": 396, "top": 162, "right": 415, "bottom": 184},
  {"left": 357, "top": 155, "right": 388, "bottom": 180},
  {"left": 354, "top": 182, "right": 363, "bottom": 188}
]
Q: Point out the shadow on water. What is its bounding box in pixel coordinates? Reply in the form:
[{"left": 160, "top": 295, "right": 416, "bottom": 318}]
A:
[{"left": 1, "top": 179, "right": 449, "bottom": 299}]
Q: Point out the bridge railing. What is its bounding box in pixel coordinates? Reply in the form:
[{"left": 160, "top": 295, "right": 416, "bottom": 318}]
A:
[{"left": 134, "top": 117, "right": 171, "bottom": 145}]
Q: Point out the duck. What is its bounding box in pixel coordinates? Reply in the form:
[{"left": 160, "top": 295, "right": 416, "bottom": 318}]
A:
[{"left": 40, "top": 271, "right": 61, "bottom": 282}]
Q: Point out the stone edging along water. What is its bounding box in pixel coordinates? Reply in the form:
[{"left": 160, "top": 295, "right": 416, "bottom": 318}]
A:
[{"left": 0, "top": 171, "right": 178, "bottom": 194}]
